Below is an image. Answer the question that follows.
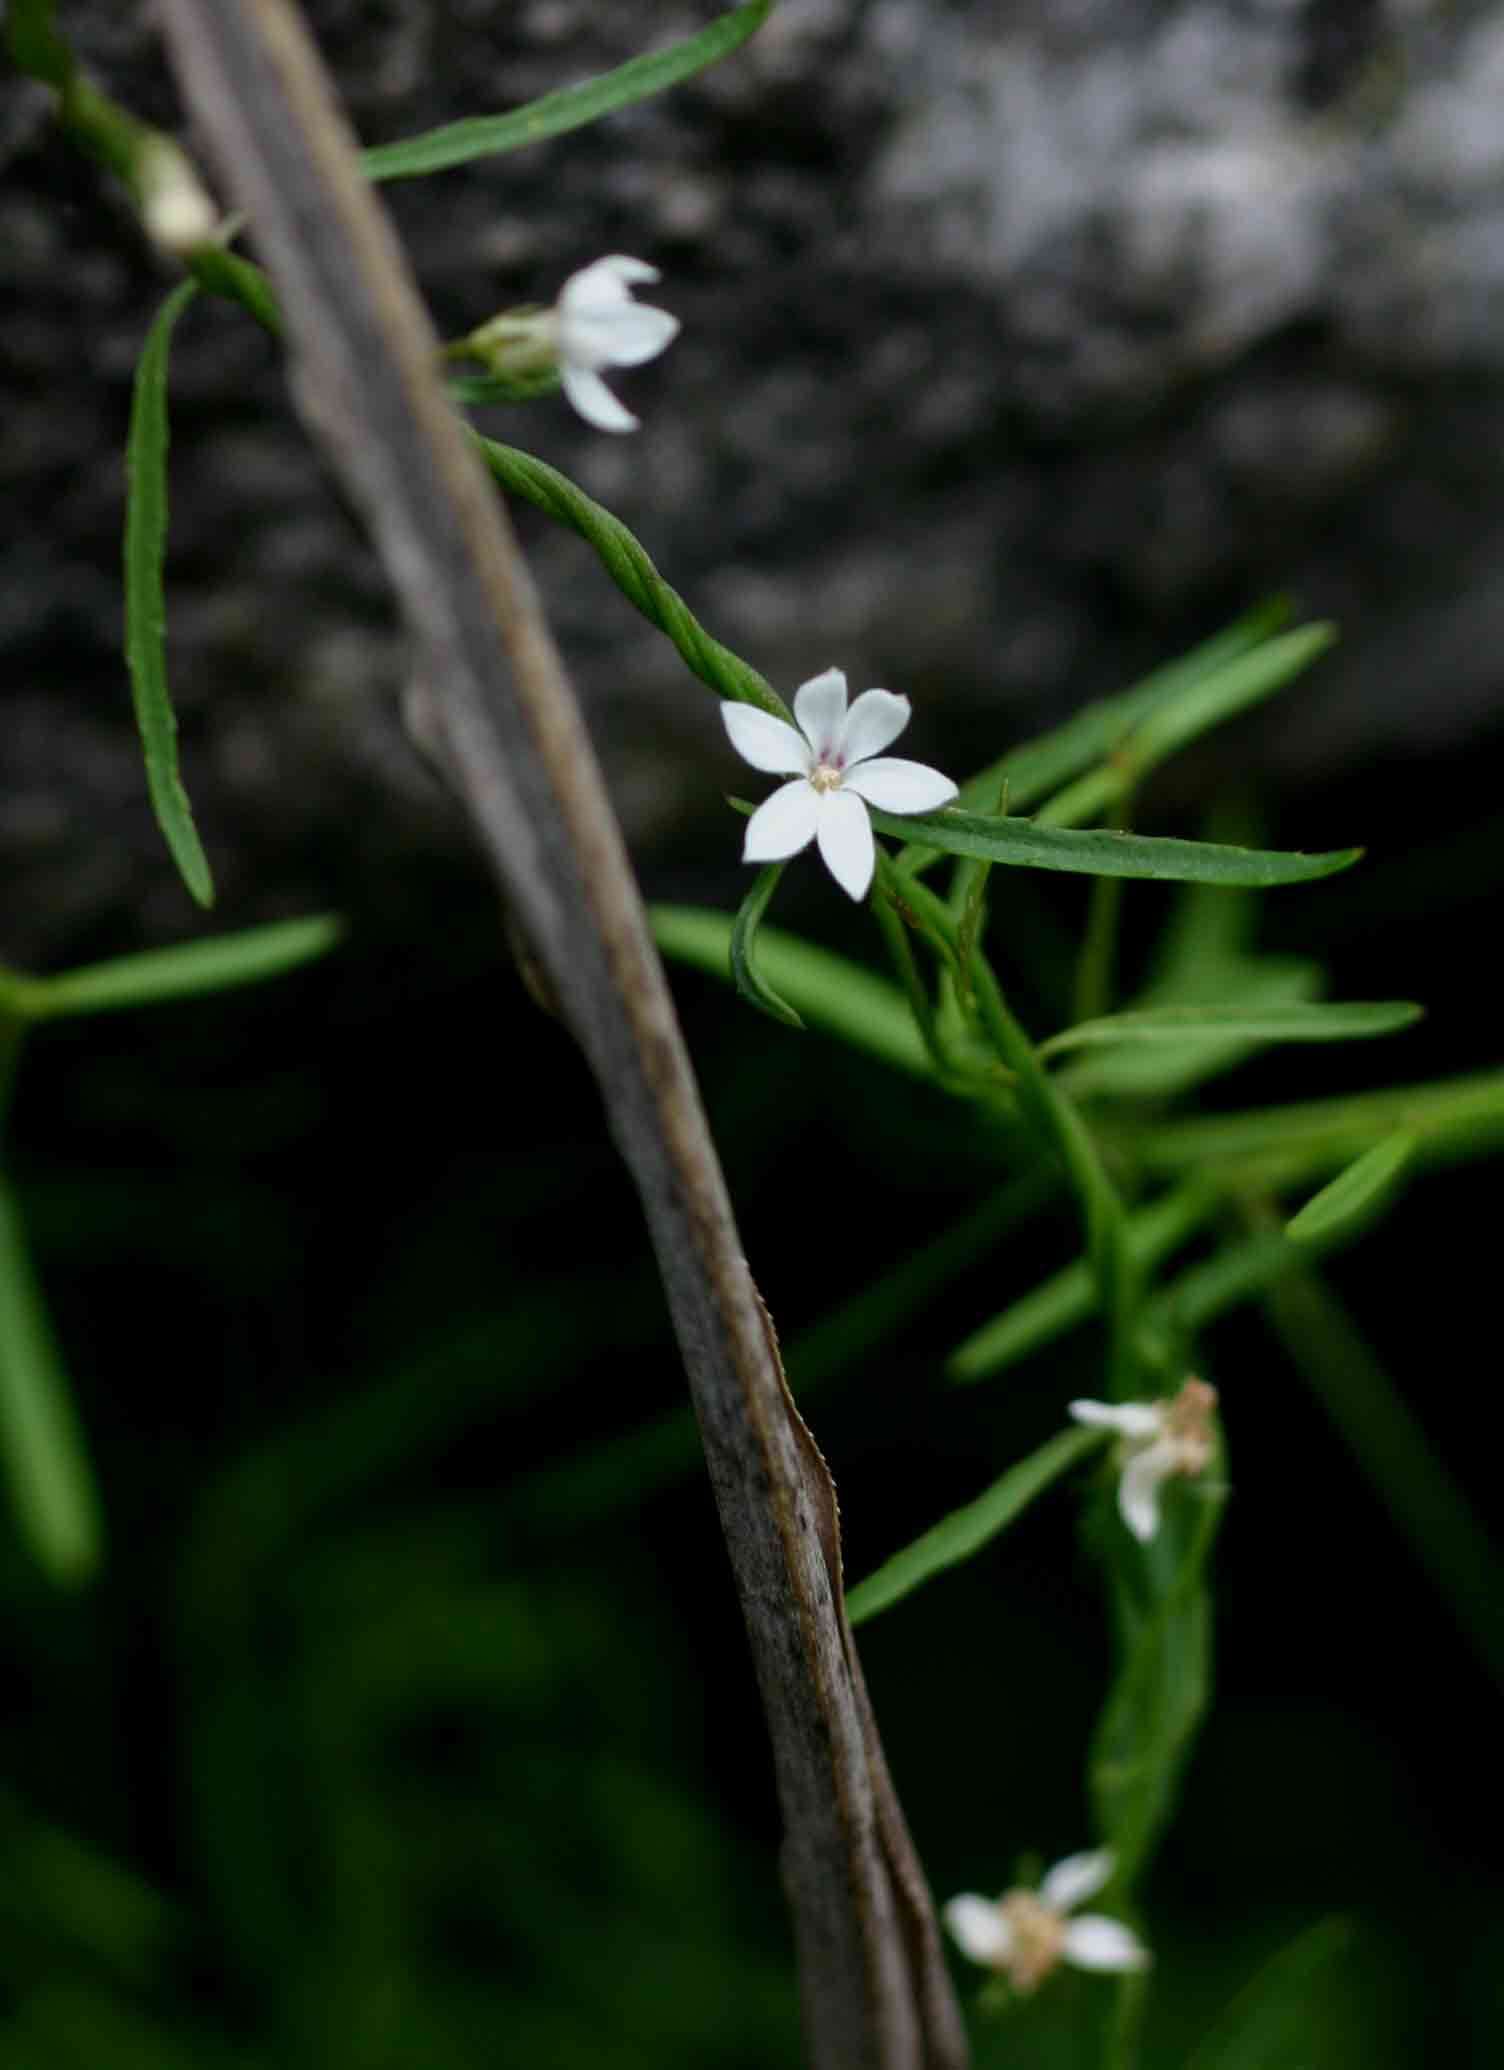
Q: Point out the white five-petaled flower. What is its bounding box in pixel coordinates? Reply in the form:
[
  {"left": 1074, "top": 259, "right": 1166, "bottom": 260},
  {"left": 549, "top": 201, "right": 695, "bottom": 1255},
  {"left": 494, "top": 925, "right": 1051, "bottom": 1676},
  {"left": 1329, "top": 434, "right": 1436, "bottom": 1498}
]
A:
[
  {"left": 1070, "top": 1376, "right": 1219, "bottom": 1543},
  {"left": 722, "top": 668, "right": 958, "bottom": 902},
  {"left": 945, "top": 1849, "right": 1149, "bottom": 1996},
  {"left": 550, "top": 255, "right": 680, "bottom": 433}
]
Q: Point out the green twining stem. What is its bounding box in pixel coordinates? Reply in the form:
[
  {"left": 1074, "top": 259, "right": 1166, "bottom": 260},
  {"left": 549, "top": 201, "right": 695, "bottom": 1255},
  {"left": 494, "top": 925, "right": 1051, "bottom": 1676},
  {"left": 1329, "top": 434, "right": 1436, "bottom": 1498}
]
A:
[{"left": 471, "top": 436, "right": 794, "bottom": 725}]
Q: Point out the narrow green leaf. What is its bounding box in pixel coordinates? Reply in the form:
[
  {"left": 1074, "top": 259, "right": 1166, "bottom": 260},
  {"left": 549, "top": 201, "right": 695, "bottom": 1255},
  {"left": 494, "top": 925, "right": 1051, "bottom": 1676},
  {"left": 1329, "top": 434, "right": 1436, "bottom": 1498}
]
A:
[
  {"left": 1285, "top": 1133, "right": 1416, "bottom": 1246},
  {"left": 21, "top": 915, "right": 343, "bottom": 1023},
  {"left": 1038, "top": 625, "right": 1335, "bottom": 829},
  {"left": 1040, "top": 999, "right": 1422, "bottom": 1062},
  {"left": 847, "top": 1424, "right": 1106, "bottom": 1626},
  {"left": 873, "top": 805, "right": 1361, "bottom": 889},
  {"left": 126, "top": 281, "right": 213, "bottom": 907},
  {"left": 901, "top": 603, "right": 1292, "bottom": 876},
  {"left": 948, "top": 1182, "right": 1215, "bottom": 1384},
  {"left": 360, "top": 1, "right": 772, "bottom": 182},
  {"left": 0, "top": 1174, "right": 103, "bottom": 1585},
  {"left": 1184, "top": 1917, "right": 1355, "bottom": 2070},
  {"left": 729, "top": 866, "right": 803, "bottom": 1028},
  {"left": 650, "top": 905, "right": 931, "bottom": 1079}
]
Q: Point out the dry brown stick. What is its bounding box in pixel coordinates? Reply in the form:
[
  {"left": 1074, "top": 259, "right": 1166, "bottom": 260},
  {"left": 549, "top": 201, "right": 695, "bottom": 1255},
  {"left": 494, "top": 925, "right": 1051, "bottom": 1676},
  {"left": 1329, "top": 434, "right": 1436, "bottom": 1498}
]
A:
[{"left": 150, "top": 2, "right": 967, "bottom": 2062}]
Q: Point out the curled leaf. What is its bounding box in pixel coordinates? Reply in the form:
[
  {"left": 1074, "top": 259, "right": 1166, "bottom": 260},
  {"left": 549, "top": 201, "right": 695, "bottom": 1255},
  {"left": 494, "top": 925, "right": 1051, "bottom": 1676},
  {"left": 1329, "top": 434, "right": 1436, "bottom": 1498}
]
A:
[{"left": 730, "top": 866, "right": 803, "bottom": 1029}]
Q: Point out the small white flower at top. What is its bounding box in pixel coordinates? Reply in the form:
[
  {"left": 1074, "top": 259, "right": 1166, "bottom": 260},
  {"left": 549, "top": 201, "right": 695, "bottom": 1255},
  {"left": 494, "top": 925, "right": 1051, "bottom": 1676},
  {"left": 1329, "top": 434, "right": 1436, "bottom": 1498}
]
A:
[
  {"left": 945, "top": 1849, "right": 1149, "bottom": 1995},
  {"left": 1069, "top": 1376, "right": 1219, "bottom": 1543},
  {"left": 550, "top": 255, "right": 680, "bottom": 433},
  {"left": 458, "top": 255, "right": 680, "bottom": 432},
  {"left": 722, "top": 668, "right": 958, "bottom": 901}
]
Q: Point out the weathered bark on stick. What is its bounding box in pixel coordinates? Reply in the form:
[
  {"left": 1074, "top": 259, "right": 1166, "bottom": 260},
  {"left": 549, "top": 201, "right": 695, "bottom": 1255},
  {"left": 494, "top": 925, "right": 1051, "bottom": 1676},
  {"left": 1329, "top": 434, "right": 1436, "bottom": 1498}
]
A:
[{"left": 149, "top": 2, "right": 968, "bottom": 2062}]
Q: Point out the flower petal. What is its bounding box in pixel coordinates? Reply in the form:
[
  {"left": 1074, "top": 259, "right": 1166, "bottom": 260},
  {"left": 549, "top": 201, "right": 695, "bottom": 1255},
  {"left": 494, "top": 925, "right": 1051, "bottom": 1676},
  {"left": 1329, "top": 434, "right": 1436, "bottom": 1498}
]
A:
[
  {"left": 1062, "top": 1915, "right": 1150, "bottom": 1974},
  {"left": 792, "top": 669, "right": 849, "bottom": 759},
  {"left": 838, "top": 688, "right": 911, "bottom": 765},
  {"left": 1040, "top": 1849, "right": 1115, "bottom": 1914},
  {"left": 560, "top": 301, "right": 680, "bottom": 370},
  {"left": 943, "top": 1895, "right": 1014, "bottom": 1968},
  {"left": 844, "top": 757, "right": 959, "bottom": 816},
  {"left": 722, "top": 703, "right": 814, "bottom": 776},
  {"left": 560, "top": 363, "right": 639, "bottom": 434},
  {"left": 743, "top": 780, "right": 820, "bottom": 863},
  {"left": 558, "top": 255, "right": 661, "bottom": 314},
  {"left": 593, "top": 302, "right": 681, "bottom": 367},
  {"left": 815, "top": 789, "right": 876, "bottom": 901},
  {"left": 1068, "top": 1399, "right": 1164, "bottom": 1440},
  {"left": 1119, "top": 1441, "right": 1176, "bottom": 1543}
]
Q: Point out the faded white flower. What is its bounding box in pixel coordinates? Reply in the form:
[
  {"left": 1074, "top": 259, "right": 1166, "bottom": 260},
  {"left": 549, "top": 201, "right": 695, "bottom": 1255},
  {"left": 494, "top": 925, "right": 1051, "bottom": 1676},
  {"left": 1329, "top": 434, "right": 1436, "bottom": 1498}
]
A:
[
  {"left": 549, "top": 254, "right": 680, "bottom": 432},
  {"left": 722, "top": 667, "right": 958, "bottom": 901},
  {"left": 945, "top": 1849, "right": 1149, "bottom": 1995},
  {"left": 1070, "top": 1376, "right": 1219, "bottom": 1543}
]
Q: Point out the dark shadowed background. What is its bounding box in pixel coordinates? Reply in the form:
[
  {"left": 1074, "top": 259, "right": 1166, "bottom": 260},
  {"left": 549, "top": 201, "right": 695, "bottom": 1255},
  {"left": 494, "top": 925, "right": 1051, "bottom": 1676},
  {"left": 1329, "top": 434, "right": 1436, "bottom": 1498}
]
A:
[{"left": 3, "top": 2, "right": 1503, "bottom": 2063}]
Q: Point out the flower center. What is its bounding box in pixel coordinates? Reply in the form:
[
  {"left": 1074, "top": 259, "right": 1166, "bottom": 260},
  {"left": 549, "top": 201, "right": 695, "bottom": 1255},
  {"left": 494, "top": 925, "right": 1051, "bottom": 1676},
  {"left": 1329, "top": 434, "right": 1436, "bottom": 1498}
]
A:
[
  {"left": 998, "top": 1891, "right": 1067, "bottom": 1994},
  {"left": 809, "top": 761, "right": 844, "bottom": 794},
  {"left": 1163, "top": 1376, "right": 1218, "bottom": 1474}
]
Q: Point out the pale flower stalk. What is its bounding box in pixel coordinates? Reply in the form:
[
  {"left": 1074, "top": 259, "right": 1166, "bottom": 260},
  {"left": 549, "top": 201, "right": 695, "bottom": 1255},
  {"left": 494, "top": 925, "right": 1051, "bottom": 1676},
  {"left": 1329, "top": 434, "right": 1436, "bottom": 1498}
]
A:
[
  {"left": 722, "top": 667, "right": 958, "bottom": 901},
  {"left": 138, "top": 137, "right": 219, "bottom": 255},
  {"left": 945, "top": 1849, "right": 1149, "bottom": 1995},
  {"left": 1070, "top": 1376, "right": 1219, "bottom": 1543}
]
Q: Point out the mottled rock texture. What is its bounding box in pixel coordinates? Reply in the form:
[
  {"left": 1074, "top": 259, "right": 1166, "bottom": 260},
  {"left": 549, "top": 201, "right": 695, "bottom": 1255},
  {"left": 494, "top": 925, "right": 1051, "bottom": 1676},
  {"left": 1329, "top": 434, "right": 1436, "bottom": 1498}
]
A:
[{"left": 5, "top": 0, "right": 1504, "bottom": 959}]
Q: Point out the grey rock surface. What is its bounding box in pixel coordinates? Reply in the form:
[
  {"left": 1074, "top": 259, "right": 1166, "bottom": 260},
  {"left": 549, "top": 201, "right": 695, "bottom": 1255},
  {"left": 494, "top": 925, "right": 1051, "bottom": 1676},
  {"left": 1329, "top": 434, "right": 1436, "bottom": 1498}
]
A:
[{"left": 5, "top": 0, "right": 1504, "bottom": 961}]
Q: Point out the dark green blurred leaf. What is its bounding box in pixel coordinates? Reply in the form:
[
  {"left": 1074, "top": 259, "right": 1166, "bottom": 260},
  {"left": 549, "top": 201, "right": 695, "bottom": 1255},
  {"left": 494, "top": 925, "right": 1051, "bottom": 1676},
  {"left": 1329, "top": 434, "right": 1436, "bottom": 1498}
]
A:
[
  {"left": 0, "top": 1173, "right": 101, "bottom": 1585},
  {"left": 16, "top": 915, "right": 342, "bottom": 1022},
  {"left": 1041, "top": 1000, "right": 1421, "bottom": 1062},
  {"left": 1184, "top": 1917, "right": 1356, "bottom": 2070},
  {"left": 1137, "top": 1067, "right": 1504, "bottom": 1183},
  {"left": 4, "top": 0, "right": 73, "bottom": 87},
  {"left": 651, "top": 904, "right": 930, "bottom": 1078},
  {"left": 1286, "top": 1134, "right": 1416, "bottom": 1246}
]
